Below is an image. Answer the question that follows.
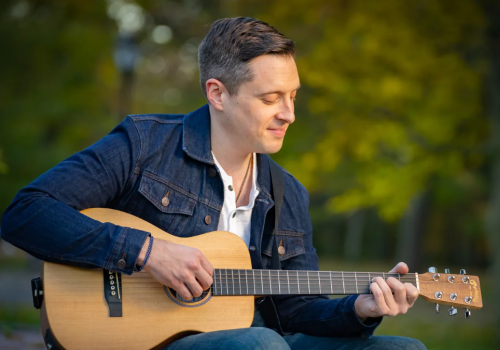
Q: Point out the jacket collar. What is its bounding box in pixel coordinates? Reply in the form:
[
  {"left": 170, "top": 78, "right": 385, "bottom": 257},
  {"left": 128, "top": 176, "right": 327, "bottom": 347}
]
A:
[
  {"left": 183, "top": 104, "right": 273, "bottom": 197},
  {"left": 182, "top": 104, "right": 214, "bottom": 165}
]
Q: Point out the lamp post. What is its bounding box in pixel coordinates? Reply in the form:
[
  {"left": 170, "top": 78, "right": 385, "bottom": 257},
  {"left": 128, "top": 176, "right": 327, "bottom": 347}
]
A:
[{"left": 114, "top": 33, "right": 140, "bottom": 120}]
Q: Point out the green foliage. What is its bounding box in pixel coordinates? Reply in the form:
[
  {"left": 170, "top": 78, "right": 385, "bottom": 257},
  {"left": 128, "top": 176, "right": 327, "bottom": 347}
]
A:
[{"left": 251, "top": 0, "right": 488, "bottom": 221}]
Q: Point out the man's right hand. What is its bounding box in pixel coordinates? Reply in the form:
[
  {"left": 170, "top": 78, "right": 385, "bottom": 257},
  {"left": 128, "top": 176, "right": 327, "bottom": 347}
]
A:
[{"left": 138, "top": 237, "right": 214, "bottom": 301}]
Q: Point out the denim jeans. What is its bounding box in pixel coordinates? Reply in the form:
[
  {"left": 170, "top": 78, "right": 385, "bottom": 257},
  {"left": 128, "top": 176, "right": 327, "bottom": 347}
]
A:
[{"left": 165, "top": 327, "right": 427, "bottom": 350}]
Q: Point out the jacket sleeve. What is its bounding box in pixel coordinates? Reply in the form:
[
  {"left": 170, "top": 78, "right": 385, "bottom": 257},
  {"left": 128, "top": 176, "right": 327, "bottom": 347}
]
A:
[
  {"left": 0, "top": 117, "right": 150, "bottom": 275},
  {"left": 271, "top": 184, "right": 382, "bottom": 337}
]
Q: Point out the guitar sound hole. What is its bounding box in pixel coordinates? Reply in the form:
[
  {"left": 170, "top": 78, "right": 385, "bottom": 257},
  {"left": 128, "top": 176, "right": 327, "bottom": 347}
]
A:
[{"left": 168, "top": 287, "right": 210, "bottom": 303}]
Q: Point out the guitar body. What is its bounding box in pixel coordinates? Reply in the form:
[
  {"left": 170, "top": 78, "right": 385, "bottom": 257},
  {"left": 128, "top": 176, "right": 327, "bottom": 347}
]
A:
[{"left": 41, "top": 208, "right": 254, "bottom": 350}]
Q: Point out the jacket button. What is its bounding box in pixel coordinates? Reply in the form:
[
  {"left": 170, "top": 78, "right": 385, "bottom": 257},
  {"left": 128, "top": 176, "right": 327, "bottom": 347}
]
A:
[
  {"left": 208, "top": 168, "right": 217, "bottom": 177},
  {"left": 117, "top": 259, "right": 126, "bottom": 269},
  {"left": 278, "top": 246, "right": 286, "bottom": 255},
  {"left": 249, "top": 246, "right": 256, "bottom": 251},
  {"left": 161, "top": 196, "right": 170, "bottom": 206},
  {"left": 204, "top": 215, "right": 212, "bottom": 225}
]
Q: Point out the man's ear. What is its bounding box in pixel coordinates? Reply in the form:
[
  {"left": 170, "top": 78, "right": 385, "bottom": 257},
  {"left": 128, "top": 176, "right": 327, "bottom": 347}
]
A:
[{"left": 206, "top": 78, "right": 226, "bottom": 111}]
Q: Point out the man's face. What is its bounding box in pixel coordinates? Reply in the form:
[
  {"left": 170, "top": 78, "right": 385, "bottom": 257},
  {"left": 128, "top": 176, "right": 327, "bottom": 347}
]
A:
[{"left": 220, "top": 54, "right": 300, "bottom": 154}]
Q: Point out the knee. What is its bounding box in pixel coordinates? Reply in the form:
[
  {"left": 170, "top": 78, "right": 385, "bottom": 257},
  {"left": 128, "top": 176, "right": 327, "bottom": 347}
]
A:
[
  {"left": 371, "top": 336, "right": 427, "bottom": 350},
  {"left": 245, "top": 327, "right": 290, "bottom": 350}
]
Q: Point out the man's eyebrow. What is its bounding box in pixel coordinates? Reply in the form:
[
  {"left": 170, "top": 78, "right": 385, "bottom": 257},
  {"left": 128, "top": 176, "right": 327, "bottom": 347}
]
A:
[{"left": 256, "top": 85, "right": 301, "bottom": 96}]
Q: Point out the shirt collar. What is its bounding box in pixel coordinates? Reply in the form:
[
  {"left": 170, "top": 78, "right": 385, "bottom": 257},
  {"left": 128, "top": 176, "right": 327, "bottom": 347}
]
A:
[{"left": 182, "top": 104, "right": 273, "bottom": 198}]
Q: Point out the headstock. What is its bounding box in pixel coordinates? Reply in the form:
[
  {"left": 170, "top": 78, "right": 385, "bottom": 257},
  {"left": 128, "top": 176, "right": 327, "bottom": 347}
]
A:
[{"left": 419, "top": 267, "right": 482, "bottom": 319}]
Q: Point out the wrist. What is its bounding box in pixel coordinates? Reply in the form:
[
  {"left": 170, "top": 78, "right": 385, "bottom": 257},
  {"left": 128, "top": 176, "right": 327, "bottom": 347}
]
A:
[
  {"left": 137, "top": 236, "right": 151, "bottom": 267},
  {"left": 354, "top": 297, "right": 368, "bottom": 323}
]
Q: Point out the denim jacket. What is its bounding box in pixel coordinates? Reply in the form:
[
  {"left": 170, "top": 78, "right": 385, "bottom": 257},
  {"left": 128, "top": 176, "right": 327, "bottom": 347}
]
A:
[{"left": 1, "top": 104, "right": 380, "bottom": 337}]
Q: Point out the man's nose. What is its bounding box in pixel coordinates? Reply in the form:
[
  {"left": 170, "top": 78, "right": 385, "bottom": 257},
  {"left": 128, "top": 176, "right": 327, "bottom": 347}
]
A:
[{"left": 277, "top": 100, "right": 295, "bottom": 124}]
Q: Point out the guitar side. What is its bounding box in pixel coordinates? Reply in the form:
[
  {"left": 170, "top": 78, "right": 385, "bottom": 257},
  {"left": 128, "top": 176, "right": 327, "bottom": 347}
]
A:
[{"left": 42, "top": 208, "right": 255, "bottom": 350}]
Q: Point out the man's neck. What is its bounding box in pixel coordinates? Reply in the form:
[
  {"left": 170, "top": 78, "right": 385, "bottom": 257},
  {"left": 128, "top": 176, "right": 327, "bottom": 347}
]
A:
[{"left": 210, "top": 108, "right": 251, "bottom": 177}]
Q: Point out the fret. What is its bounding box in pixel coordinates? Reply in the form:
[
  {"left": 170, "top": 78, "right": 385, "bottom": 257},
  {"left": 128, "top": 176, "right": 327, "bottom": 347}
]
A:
[
  {"left": 278, "top": 271, "right": 281, "bottom": 294},
  {"left": 297, "top": 270, "right": 300, "bottom": 294},
  {"left": 398, "top": 273, "right": 401, "bottom": 282},
  {"left": 342, "top": 271, "right": 345, "bottom": 294},
  {"left": 317, "top": 271, "right": 321, "bottom": 294},
  {"left": 355, "top": 272, "right": 358, "bottom": 293},
  {"left": 245, "top": 269, "right": 248, "bottom": 295},
  {"left": 307, "top": 271, "right": 310, "bottom": 294},
  {"left": 225, "top": 269, "right": 228, "bottom": 295},
  {"left": 253, "top": 270, "right": 256, "bottom": 295},
  {"left": 232, "top": 269, "right": 234, "bottom": 295},
  {"left": 287, "top": 270, "right": 290, "bottom": 294},
  {"left": 268, "top": 270, "right": 272, "bottom": 294},
  {"left": 238, "top": 270, "right": 241, "bottom": 295},
  {"left": 261, "top": 270, "right": 264, "bottom": 295},
  {"left": 329, "top": 271, "right": 333, "bottom": 294}
]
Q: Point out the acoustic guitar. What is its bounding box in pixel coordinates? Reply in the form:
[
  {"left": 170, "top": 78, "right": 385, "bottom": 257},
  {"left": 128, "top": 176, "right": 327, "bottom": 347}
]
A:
[{"left": 36, "top": 208, "right": 483, "bottom": 350}]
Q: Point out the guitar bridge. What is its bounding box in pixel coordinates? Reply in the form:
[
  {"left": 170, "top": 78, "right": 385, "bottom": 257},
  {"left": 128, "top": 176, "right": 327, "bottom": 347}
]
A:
[{"left": 103, "top": 269, "right": 122, "bottom": 317}]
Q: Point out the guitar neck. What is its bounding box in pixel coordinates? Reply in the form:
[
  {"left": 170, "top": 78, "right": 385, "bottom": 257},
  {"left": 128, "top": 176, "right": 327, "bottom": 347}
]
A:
[{"left": 212, "top": 269, "right": 419, "bottom": 296}]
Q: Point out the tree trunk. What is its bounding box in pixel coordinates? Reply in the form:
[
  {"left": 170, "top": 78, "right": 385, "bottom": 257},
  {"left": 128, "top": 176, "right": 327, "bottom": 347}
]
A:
[
  {"left": 344, "top": 210, "right": 365, "bottom": 262},
  {"left": 397, "top": 192, "right": 427, "bottom": 272}
]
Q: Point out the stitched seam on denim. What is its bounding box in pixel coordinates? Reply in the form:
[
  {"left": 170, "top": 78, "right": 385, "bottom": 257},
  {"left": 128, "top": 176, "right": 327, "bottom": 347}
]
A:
[
  {"left": 130, "top": 116, "right": 184, "bottom": 124},
  {"left": 139, "top": 186, "right": 195, "bottom": 216},
  {"left": 142, "top": 171, "right": 198, "bottom": 200},
  {"left": 141, "top": 170, "right": 223, "bottom": 211},
  {"left": 130, "top": 117, "right": 146, "bottom": 172},
  {"left": 276, "top": 230, "right": 305, "bottom": 237},
  {"left": 124, "top": 117, "right": 144, "bottom": 199},
  {"left": 106, "top": 227, "right": 126, "bottom": 270}
]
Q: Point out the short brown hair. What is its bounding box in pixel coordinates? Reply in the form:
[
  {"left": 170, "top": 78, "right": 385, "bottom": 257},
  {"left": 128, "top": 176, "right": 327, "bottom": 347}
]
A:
[{"left": 198, "top": 17, "right": 295, "bottom": 97}]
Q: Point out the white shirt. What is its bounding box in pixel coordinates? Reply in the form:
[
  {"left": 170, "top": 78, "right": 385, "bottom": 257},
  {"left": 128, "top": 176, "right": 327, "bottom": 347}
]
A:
[{"left": 212, "top": 152, "right": 259, "bottom": 247}]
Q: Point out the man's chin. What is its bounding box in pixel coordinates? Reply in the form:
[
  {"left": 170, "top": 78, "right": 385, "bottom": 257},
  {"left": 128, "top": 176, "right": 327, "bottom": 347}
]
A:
[{"left": 259, "top": 140, "right": 284, "bottom": 154}]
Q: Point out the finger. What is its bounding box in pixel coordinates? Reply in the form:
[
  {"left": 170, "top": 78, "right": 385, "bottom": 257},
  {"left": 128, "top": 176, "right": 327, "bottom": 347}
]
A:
[
  {"left": 195, "top": 268, "right": 213, "bottom": 290},
  {"left": 386, "top": 277, "right": 408, "bottom": 313},
  {"left": 404, "top": 283, "right": 419, "bottom": 306},
  {"left": 199, "top": 253, "right": 214, "bottom": 276},
  {"left": 389, "top": 262, "right": 409, "bottom": 274},
  {"left": 185, "top": 277, "right": 204, "bottom": 298},
  {"left": 174, "top": 283, "right": 193, "bottom": 301},
  {"left": 369, "top": 282, "right": 390, "bottom": 315},
  {"left": 373, "top": 277, "right": 398, "bottom": 314}
]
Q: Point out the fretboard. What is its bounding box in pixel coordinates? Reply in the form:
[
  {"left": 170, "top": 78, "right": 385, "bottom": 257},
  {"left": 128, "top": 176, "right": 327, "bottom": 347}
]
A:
[{"left": 211, "top": 269, "right": 418, "bottom": 296}]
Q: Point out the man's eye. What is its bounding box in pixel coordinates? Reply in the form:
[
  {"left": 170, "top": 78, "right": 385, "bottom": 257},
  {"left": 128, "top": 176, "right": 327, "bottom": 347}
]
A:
[{"left": 263, "top": 97, "right": 279, "bottom": 104}]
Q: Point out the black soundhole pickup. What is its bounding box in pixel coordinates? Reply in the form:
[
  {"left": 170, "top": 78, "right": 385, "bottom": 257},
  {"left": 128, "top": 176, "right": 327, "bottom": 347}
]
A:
[
  {"left": 103, "top": 270, "right": 122, "bottom": 317},
  {"left": 31, "top": 277, "right": 43, "bottom": 309}
]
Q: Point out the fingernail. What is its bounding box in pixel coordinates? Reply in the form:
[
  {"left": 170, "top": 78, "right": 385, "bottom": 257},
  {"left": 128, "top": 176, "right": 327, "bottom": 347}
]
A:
[{"left": 371, "top": 278, "right": 375, "bottom": 282}]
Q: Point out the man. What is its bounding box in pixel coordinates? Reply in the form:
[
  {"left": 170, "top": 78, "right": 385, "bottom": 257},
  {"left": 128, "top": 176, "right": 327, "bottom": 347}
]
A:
[{"left": 1, "top": 17, "right": 426, "bottom": 349}]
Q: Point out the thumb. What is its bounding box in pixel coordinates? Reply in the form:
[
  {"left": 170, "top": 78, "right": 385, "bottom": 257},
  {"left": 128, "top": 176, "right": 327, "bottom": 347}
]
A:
[{"left": 389, "top": 262, "right": 409, "bottom": 274}]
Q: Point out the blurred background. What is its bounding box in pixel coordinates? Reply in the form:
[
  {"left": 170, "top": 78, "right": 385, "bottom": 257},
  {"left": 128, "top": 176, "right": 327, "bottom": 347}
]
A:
[{"left": 0, "top": 0, "right": 499, "bottom": 349}]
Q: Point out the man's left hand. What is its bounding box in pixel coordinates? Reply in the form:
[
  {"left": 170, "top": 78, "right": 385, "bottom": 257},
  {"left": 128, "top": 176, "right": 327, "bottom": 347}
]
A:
[{"left": 354, "top": 262, "right": 419, "bottom": 322}]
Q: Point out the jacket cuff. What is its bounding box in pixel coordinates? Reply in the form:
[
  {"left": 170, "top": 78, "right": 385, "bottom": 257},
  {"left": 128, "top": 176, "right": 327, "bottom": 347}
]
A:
[
  {"left": 105, "top": 226, "right": 150, "bottom": 275},
  {"left": 344, "top": 295, "right": 383, "bottom": 336}
]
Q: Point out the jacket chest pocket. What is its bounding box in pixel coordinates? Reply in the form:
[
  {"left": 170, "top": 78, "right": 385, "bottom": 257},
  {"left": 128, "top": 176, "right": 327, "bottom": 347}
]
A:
[
  {"left": 262, "top": 230, "right": 305, "bottom": 268},
  {"left": 137, "top": 174, "right": 197, "bottom": 235}
]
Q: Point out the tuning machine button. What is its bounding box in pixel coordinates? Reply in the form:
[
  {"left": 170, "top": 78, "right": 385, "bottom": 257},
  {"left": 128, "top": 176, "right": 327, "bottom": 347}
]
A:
[
  {"left": 448, "top": 306, "right": 458, "bottom": 316},
  {"left": 428, "top": 267, "right": 440, "bottom": 314},
  {"left": 465, "top": 309, "right": 471, "bottom": 319}
]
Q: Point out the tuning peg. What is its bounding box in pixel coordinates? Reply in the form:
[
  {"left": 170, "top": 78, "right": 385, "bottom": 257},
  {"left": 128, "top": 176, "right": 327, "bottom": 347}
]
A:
[
  {"left": 448, "top": 306, "right": 458, "bottom": 316},
  {"left": 465, "top": 309, "right": 471, "bottom": 319},
  {"left": 444, "top": 268, "right": 450, "bottom": 274},
  {"left": 460, "top": 269, "right": 466, "bottom": 275},
  {"left": 428, "top": 268, "right": 441, "bottom": 314}
]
